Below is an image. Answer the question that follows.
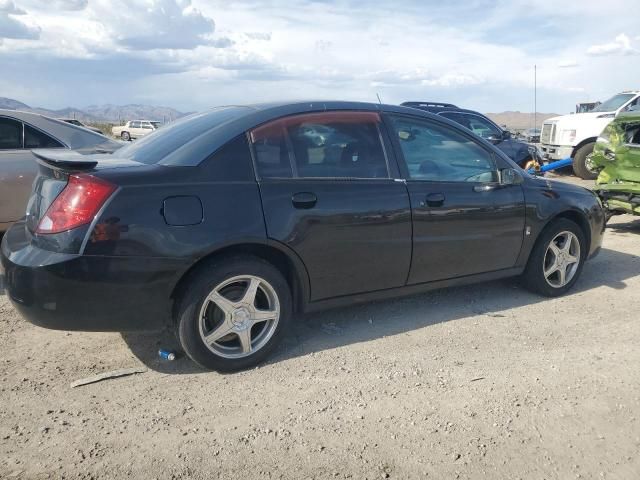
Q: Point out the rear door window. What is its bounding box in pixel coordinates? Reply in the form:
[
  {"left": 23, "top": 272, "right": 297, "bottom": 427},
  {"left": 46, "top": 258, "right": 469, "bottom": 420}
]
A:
[
  {"left": 24, "top": 125, "right": 64, "bottom": 148},
  {"left": 251, "top": 111, "right": 389, "bottom": 179},
  {"left": 201, "top": 134, "right": 254, "bottom": 181},
  {"left": 0, "top": 117, "right": 23, "bottom": 149}
]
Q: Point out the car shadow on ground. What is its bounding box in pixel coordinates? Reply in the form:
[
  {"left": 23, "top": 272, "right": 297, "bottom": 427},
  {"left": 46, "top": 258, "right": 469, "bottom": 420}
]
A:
[
  {"left": 120, "top": 246, "right": 640, "bottom": 375},
  {"left": 607, "top": 217, "right": 640, "bottom": 234}
]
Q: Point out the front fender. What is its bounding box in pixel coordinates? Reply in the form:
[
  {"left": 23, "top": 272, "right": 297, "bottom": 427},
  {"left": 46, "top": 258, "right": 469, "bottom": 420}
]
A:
[{"left": 517, "top": 178, "right": 605, "bottom": 266}]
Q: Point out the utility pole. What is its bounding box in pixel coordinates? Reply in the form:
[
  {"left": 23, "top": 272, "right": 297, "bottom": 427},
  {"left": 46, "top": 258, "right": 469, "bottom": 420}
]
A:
[{"left": 534, "top": 64, "right": 537, "bottom": 131}]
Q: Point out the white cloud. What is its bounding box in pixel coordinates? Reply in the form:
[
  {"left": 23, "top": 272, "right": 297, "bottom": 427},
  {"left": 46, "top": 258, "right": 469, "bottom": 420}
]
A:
[
  {"left": 0, "top": 0, "right": 40, "bottom": 40},
  {"left": 1, "top": 0, "right": 640, "bottom": 113},
  {"left": 88, "top": 0, "right": 217, "bottom": 50},
  {"left": 245, "top": 32, "right": 271, "bottom": 41},
  {"left": 587, "top": 33, "right": 638, "bottom": 56},
  {"left": 422, "top": 73, "right": 484, "bottom": 87},
  {"left": 49, "top": 0, "right": 87, "bottom": 10},
  {"left": 558, "top": 60, "right": 578, "bottom": 68}
]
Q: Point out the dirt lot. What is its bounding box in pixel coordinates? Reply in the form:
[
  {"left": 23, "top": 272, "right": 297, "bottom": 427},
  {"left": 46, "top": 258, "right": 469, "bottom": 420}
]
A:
[{"left": 1, "top": 174, "right": 639, "bottom": 480}]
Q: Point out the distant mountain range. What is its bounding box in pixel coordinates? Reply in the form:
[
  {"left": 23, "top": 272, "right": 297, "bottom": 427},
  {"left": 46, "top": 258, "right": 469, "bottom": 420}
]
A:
[
  {"left": 0, "top": 97, "right": 559, "bottom": 130},
  {"left": 485, "top": 111, "right": 561, "bottom": 131},
  {"left": 0, "top": 97, "right": 188, "bottom": 124}
]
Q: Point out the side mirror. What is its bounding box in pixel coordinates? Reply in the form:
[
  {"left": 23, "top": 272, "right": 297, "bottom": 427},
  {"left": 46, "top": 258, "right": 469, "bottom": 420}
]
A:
[
  {"left": 486, "top": 134, "right": 502, "bottom": 145},
  {"left": 500, "top": 168, "right": 523, "bottom": 186}
]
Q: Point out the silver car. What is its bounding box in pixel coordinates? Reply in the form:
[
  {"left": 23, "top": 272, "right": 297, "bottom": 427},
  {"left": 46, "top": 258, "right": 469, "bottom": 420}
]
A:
[{"left": 0, "top": 110, "right": 122, "bottom": 232}]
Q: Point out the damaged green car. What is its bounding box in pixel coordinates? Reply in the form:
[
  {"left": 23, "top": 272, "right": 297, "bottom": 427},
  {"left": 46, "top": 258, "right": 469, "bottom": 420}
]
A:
[{"left": 591, "top": 111, "right": 640, "bottom": 217}]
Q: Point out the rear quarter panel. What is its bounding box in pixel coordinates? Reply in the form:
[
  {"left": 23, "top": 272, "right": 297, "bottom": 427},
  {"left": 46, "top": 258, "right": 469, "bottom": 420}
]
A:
[{"left": 83, "top": 166, "right": 267, "bottom": 261}]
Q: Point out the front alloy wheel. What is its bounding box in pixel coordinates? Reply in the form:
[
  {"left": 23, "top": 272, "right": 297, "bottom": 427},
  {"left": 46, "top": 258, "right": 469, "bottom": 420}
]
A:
[
  {"left": 522, "top": 218, "right": 586, "bottom": 297},
  {"left": 543, "top": 231, "right": 581, "bottom": 288}
]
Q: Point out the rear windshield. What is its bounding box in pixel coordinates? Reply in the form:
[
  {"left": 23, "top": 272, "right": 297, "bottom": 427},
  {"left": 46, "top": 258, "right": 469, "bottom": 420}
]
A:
[{"left": 115, "top": 107, "right": 250, "bottom": 165}]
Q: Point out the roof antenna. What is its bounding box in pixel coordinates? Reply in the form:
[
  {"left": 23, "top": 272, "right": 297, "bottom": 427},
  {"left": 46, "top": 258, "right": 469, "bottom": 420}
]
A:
[{"left": 376, "top": 93, "right": 383, "bottom": 104}]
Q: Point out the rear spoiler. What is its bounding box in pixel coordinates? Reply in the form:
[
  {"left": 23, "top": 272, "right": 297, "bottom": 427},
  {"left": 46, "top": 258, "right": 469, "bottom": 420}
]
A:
[{"left": 33, "top": 149, "right": 99, "bottom": 171}]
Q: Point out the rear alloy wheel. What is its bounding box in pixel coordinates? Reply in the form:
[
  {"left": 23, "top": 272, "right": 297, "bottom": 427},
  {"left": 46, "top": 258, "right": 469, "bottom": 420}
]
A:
[
  {"left": 177, "top": 256, "right": 291, "bottom": 372},
  {"left": 572, "top": 142, "right": 598, "bottom": 180},
  {"left": 198, "top": 275, "right": 280, "bottom": 359},
  {"left": 522, "top": 218, "right": 586, "bottom": 297},
  {"left": 121, "top": 131, "right": 131, "bottom": 141}
]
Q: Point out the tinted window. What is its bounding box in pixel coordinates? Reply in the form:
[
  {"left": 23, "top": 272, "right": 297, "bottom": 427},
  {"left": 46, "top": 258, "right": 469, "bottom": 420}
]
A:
[
  {"left": 251, "top": 121, "right": 293, "bottom": 178},
  {"left": 0, "top": 117, "right": 22, "bottom": 149},
  {"left": 440, "top": 112, "right": 500, "bottom": 139},
  {"left": 390, "top": 116, "right": 497, "bottom": 183},
  {"left": 251, "top": 111, "right": 388, "bottom": 179},
  {"left": 201, "top": 134, "right": 254, "bottom": 181},
  {"left": 116, "top": 107, "right": 250, "bottom": 165},
  {"left": 24, "top": 125, "right": 64, "bottom": 149}
]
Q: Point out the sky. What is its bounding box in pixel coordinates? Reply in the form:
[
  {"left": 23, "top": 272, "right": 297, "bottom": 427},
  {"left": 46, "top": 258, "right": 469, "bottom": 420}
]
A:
[{"left": 0, "top": 0, "right": 638, "bottom": 113}]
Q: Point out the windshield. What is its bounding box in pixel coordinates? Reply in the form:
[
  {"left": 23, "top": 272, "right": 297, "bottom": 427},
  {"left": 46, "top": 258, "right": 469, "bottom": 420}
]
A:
[
  {"left": 592, "top": 94, "right": 635, "bottom": 113},
  {"left": 115, "top": 107, "right": 250, "bottom": 164}
]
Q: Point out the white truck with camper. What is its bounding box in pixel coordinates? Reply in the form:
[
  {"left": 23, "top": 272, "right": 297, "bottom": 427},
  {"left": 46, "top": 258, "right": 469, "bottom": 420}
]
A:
[
  {"left": 540, "top": 91, "right": 640, "bottom": 179},
  {"left": 111, "top": 120, "right": 162, "bottom": 141}
]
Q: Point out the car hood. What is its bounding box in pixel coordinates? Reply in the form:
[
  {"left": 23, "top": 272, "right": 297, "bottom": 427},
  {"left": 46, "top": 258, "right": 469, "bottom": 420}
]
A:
[
  {"left": 529, "top": 175, "right": 597, "bottom": 197},
  {"left": 545, "top": 112, "right": 607, "bottom": 123}
]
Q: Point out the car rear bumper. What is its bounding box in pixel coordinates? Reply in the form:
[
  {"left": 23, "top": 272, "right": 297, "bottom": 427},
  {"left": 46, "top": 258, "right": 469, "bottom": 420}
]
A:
[{"left": 1, "top": 221, "right": 189, "bottom": 332}]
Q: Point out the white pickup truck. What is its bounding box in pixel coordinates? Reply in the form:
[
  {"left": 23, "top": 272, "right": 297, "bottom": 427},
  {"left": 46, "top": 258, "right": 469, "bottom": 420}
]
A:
[
  {"left": 112, "top": 120, "right": 162, "bottom": 141},
  {"left": 540, "top": 91, "right": 640, "bottom": 179}
]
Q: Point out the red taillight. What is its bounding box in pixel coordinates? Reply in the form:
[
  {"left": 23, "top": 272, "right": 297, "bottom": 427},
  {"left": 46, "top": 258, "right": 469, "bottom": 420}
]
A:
[{"left": 36, "top": 174, "right": 116, "bottom": 234}]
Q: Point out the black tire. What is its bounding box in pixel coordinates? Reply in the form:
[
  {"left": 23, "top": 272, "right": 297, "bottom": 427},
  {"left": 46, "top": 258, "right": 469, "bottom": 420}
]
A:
[
  {"left": 522, "top": 218, "right": 586, "bottom": 297},
  {"left": 121, "top": 131, "right": 131, "bottom": 141},
  {"left": 572, "top": 142, "right": 597, "bottom": 180},
  {"left": 176, "top": 255, "right": 292, "bottom": 372}
]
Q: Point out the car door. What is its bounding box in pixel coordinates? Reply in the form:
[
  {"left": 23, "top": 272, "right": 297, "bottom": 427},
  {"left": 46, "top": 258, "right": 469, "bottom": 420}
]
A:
[
  {"left": 129, "top": 121, "right": 141, "bottom": 138},
  {"left": 140, "top": 122, "right": 154, "bottom": 137},
  {"left": 0, "top": 117, "right": 64, "bottom": 225},
  {"left": 384, "top": 113, "right": 525, "bottom": 284},
  {"left": 251, "top": 110, "right": 413, "bottom": 301}
]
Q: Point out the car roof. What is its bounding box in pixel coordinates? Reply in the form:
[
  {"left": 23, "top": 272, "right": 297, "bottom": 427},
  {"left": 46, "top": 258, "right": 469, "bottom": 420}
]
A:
[
  {"left": 0, "top": 108, "right": 117, "bottom": 149},
  {"left": 400, "top": 101, "right": 491, "bottom": 117},
  {"left": 113, "top": 100, "right": 513, "bottom": 168}
]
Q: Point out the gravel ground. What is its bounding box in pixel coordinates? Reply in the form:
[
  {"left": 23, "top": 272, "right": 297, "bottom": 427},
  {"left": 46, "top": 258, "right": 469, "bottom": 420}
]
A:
[{"left": 1, "top": 174, "right": 639, "bottom": 479}]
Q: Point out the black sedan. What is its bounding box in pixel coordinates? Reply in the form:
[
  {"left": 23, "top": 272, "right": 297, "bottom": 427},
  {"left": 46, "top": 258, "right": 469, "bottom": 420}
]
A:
[{"left": 1, "top": 101, "right": 605, "bottom": 371}]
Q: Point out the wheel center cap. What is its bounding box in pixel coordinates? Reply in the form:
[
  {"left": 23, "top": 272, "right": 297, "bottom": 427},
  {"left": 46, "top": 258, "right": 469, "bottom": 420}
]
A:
[{"left": 232, "top": 307, "right": 251, "bottom": 328}]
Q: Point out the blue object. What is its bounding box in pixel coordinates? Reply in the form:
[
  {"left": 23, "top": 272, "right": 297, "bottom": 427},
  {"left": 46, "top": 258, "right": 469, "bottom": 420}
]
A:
[
  {"left": 158, "top": 349, "right": 176, "bottom": 361},
  {"left": 529, "top": 157, "right": 573, "bottom": 175}
]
